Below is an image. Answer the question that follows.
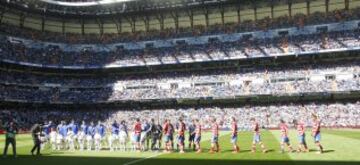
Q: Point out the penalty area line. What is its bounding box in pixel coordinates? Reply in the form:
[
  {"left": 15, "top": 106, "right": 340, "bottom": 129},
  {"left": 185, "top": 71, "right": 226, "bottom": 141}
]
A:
[{"left": 123, "top": 153, "right": 164, "bottom": 165}]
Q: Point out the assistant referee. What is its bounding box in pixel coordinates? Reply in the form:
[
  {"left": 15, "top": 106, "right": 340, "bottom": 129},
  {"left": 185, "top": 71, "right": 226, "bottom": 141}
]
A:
[{"left": 2, "top": 121, "right": 18, "bottom": 158}]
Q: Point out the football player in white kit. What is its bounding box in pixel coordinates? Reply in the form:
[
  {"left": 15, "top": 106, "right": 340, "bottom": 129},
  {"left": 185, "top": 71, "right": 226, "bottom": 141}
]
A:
[
  {"left": 119, "top": 120, "right": 128, "bottom": 151},
  {"left": 94, "top": 121, "right": 105, "bottom": 151},
  {"left": 49, "top": 127, "right": 57, "bottom": 151},
  {"left": 140, "top": 120, "right": 151, "bottom": 151},
  {"left": 66, "top": 127, "right": 75, "bottom": 151},
  {"left": 77, "top": 123, "right": 87, "bottom": 151},
  {"left": 108, "top": 121, "right": 119, "bottom": 151},
  {"left": 56, "top": 121, "right": 67, "bottom": 150},
  {"left": 86, "top": 122, "right": 95, "bottom": 151},
  {"left": 67, "top": 120, "right": 79, "bottom": 150}
]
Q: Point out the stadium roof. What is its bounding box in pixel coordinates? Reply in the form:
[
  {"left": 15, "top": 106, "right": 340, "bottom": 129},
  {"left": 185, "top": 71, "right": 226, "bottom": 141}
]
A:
[
  {"left": 39, "top": 0, "right": 137, "bottom": 7},
  {"left": 2, "top": 0, "right": 237, "bottom": 16},
  {"left": 2, "top": 0, "right": 299, "bottom": 18}
]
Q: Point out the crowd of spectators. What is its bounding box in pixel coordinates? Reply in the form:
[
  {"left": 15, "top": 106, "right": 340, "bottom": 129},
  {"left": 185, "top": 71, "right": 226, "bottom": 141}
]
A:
[
  {"left": 2, "top": 61, "right": 359, "bottom": 87},
  {"left": 0, "top": 61, "right": 359, "bottom": 103},
  {"left": 0, "top": 8, "right": 358, "bottom": 44},
  {"left": 1, "top": 102, "right": 359, "bottom": 131},
  {"left": 1, "top": 29, "right": 360, "bottom": 68}
]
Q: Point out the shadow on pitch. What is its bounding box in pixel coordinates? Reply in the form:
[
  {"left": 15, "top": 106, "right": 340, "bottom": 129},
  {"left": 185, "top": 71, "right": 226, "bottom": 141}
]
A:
[
  {"left": 322, "top": 150, "right": 335, "bottom": 153},
  {"left": 1, "top": 154, "right": 358, "bottom": 165},
  {"left": 308, "top": 149, "right": 335, "bottom": 153},
  {"left": 222, "top": 149, "right": 275, "bottom": 153}
]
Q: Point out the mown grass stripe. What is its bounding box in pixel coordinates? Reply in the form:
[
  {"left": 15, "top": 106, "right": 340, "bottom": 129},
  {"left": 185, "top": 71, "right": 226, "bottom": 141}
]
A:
[
  {"left": 322, "top": 130, "right": 360, "bottom": 140},
  {"left": 271, "top": 130, "right": 360, "bottom": 163}
]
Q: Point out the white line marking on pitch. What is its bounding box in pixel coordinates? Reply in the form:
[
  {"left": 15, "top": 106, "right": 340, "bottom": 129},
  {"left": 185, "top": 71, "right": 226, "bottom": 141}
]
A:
[{"left": 123, "top": 153, "right": 163, "bottom": 165}]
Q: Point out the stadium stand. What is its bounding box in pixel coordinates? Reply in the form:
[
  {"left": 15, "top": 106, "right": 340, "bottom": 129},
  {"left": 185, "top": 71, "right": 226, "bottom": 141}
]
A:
[{"left": 0, "top": 0, "right": 360, "bottom": 132}]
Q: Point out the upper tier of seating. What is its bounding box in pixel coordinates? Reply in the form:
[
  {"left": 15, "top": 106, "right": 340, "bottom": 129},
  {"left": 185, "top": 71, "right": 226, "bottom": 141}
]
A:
[{"left": 1, "top": 26, "right": 360, "bottom": 69}]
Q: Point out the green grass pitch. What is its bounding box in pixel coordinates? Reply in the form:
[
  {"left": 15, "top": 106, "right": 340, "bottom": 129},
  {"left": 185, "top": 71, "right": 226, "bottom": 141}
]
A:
[{"left": 1, "top": 129, "right": 360, "bottom": 165}]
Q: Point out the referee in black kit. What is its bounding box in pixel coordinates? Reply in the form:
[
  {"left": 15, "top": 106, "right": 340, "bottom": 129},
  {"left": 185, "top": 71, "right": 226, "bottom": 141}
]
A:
[
  {"left": 2, "top": 121, "right": 18, "bottom": 158},
  {"left": 30, "top": 124, "right": 42, "bottom": 156}
]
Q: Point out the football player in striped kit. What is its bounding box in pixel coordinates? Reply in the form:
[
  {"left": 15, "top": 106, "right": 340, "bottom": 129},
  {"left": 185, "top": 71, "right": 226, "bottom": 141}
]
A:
[
  {"left": 209, "top": 117, "right": 220, "bottom": 154},
  {"left": 293, "top": 119, "right": 309, "bottom": 153},
  {"left": 230, "top": 117, "right": 240, "bottom": 153},
  {"left": 312, "top": 114, "right": 324, "bottom": 154},
  {"left": 279, "top": 119, "right": 294, "bottom": 153},
  {"left": 250, "top": 118, "right": 267, "bottom": 153},
  {"left": 177, "top": 118, "right": 186, "bottom": 153},
  {"left": 194, "top": 119, "right": 202, "bottom": 153}
]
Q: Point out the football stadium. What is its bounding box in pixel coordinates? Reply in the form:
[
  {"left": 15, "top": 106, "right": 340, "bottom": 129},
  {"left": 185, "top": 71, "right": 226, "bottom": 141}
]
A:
[{"left": 0, "top": 0, "right": 360, "bottom": 165}]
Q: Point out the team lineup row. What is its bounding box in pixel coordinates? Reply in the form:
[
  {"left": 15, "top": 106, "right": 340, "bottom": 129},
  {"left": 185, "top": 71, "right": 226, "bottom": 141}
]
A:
[{"left": 10, "top": 114, "right": 324, "bottom": 156}]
